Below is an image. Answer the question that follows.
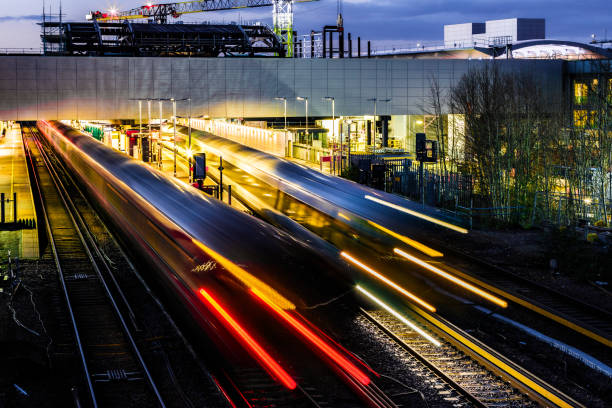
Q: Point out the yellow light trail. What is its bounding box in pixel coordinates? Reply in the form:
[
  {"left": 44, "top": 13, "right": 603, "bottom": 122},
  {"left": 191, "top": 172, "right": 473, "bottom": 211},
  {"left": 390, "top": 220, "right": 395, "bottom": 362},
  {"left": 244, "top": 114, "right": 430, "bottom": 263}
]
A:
[
  {"left": 191, "top": 238, "right": 295, "bottom": 310},
  {"left": 364, "top": 195, "right": 468, "bottom": 234},
  {"left": 367, "top": 220, "right": 443, "bottom": 257},
  {"left": 340, "top": 252, "right": 436, "bottom": 313},
  {"left": 356, "top": 285, "right": 441, "bottom": 346},
  {"left": 337, "top": 212, "right": 351, "bottom": 221},
  {"left": 393, "top": 248, "right": 508, "bottom": 308}
]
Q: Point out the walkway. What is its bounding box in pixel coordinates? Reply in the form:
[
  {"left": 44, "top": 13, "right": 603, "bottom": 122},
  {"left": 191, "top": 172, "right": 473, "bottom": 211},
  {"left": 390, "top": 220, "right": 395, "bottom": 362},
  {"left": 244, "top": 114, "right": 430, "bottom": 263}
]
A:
[{"left": 0, "top": 123, "right": 39, "bottom": 259}]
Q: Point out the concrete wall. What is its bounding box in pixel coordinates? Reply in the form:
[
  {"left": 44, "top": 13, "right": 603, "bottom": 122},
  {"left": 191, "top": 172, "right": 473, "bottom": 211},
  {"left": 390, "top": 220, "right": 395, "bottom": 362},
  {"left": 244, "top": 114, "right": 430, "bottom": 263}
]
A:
[{"left": 0, "top": 56, "right": 564, "bottom": 120}]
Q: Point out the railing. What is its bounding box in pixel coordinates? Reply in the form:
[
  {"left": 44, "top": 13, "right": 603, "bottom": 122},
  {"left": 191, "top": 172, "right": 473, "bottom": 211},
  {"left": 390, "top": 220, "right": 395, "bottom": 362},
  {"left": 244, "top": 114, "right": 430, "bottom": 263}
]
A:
[
  {"left": 0, "top": 48, "right": 43, "bottom": 55},
  {"left": 531, "top": 191, "right": 612, "bottom": 226}
]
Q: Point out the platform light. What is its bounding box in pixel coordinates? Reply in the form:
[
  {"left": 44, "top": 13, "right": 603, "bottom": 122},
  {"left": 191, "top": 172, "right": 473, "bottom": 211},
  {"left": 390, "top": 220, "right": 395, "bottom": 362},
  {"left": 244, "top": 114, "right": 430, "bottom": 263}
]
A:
[
  {"left": 191, "top": 238, "right": 295, "bottom": 310},
  {"left": 367, "top": 220, "right": 443, "bottom": 257},
  {"left": 340, "top": 251, "right": 436, "bottom": 313},
  {"left": 364, "top": 195, "right": 468, "bottom": 234},
  {"left": 393, "top": 248, "right": 508, "bottom": 308},
  {"left": 251, "top": 288, "right": 370, "bottom": 386},
  {"left": 198, "top": 288, "right": 297, "bottom": 390},
  {"left": 356, "top": 285, "right": 441, "bottom": 346}
]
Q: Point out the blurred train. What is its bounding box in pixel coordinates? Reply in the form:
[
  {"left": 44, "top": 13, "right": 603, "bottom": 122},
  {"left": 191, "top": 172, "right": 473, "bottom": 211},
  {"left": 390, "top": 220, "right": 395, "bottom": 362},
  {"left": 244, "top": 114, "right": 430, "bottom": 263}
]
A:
[
  {"left": 36, "top": 121, "right": 391, "bottom": 407},
  {"left": 178, "top": 125, "right": 468, "bottom": 239}
]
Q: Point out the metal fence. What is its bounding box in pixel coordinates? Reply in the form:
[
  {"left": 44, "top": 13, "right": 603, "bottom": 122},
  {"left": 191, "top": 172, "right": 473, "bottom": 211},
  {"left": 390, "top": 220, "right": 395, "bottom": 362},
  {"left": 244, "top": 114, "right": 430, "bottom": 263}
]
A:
[
  {"left": 352, "top": 156, "right": 474, "bottom": 209},
  {"left": 531, "top": 191, "right": 612, "bottom": 227}
]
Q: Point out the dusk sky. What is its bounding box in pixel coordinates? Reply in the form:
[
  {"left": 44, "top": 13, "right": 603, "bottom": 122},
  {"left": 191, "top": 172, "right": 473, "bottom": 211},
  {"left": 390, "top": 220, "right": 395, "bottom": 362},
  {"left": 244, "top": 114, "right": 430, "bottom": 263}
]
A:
[{"left": 1, "top": 0, "right": 611, "bottom": 50}]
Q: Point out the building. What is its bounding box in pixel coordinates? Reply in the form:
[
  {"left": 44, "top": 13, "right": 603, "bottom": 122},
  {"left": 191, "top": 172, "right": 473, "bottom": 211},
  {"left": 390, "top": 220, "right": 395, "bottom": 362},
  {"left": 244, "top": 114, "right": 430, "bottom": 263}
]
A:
[{"left": 444, "top": 18, "right": 545, "bottom": 48}]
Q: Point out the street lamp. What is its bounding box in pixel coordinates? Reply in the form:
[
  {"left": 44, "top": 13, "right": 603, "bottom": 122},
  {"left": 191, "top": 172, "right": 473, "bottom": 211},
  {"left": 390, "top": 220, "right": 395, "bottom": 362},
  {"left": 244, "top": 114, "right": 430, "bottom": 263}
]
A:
[
  {"left": 158, "top": 100, "right": 163, "bottom": 168},
  {"left": 147, "top": 99, "right": 152, "bottom": 160},
  {"left": 171, "top": 98, "right": 177, "bottom": 178},
  {"left": 274, "top": 97, "right": 288, "bottom": 157},
  {"left": 187, "top": 98, "right": 192, "bottom": 182},
  {"left": 323, "top": 96, "right": 336, "bottom": 173},
  {"left": 296, "top": 96, "right": 309, "bottom": 143}
]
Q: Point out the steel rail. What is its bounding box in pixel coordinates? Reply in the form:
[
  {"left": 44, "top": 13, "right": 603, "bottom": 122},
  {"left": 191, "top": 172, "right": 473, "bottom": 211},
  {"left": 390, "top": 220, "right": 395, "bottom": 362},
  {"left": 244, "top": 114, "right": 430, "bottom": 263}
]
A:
[
  {"left": 22, "top": 126, "right": 98, "bottom": 407},
  {"left": 25, "top": 125, "right": 167, "bottom": 407},
  {"left": 360, "top": 308, "right": 489, "bottom": 408}
]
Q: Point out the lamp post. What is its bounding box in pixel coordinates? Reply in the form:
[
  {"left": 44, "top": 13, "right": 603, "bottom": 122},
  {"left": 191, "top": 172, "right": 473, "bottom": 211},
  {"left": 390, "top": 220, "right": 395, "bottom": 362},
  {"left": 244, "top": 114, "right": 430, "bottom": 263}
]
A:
[
  {"left": 147, "top": 99, "right": 152, "bottom": 161},
  {"left": 158, "top": 99, "right": 164, "bottom": 168},
  {"left": 188, "top": 98, "right": 192, "bottom": 183},
  {"left": 323, "top": 96, "right": 335, "bottom": 173},
  {"left": 296, "top": 96, "right": 309, "bottom": 144},
  {"left": 171, "top": 98, "right": 177, "bottom": 178},
  {"left": 274, "top": 97, "right": 288, "bottom": 157}
]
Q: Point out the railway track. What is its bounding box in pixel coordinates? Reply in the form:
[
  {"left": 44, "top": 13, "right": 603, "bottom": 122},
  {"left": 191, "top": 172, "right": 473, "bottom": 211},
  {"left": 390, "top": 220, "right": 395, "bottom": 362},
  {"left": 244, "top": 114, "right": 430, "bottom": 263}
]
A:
[
  {"left": 22, "top": 125, "right": 166, "bottom": 408},
  {"left": 423, "top": 240, "right": 612, "bottom": 348},
  {"left": 355, "top": 292, "right": 586, "bottom": 408},
  {"left": 361, "top": 308, "right": 531, "bottom": 408}
]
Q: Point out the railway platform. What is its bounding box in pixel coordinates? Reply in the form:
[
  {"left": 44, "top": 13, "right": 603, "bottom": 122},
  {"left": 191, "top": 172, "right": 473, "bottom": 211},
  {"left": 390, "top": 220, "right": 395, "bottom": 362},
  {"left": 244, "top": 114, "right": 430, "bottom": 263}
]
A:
[{"left": 0, "top": 123, "right": 38, "bottom": 259}]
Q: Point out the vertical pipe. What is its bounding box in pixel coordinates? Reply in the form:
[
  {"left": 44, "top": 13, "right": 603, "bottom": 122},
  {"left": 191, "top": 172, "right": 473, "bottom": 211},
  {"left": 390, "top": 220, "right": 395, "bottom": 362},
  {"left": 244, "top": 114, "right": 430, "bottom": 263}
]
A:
[
  {"left": 358, "top": 36, "right": 361, "bottom": 58},
  {"left": 322, "top": 30, "right": 326, "bottom": 58},
  {"left": 1, "top": 193, "right": 5, "bottom": 224},
  {"left": 368, "top": 40, "right": 371, "bottom": 58},
  {"left": 348, "top": 33, "right": 352, "bottom": 58},
  {"left": 13, "top": 192, "right": 17, "bottom": 223},
  {"left": 339, "top": 29, "right": 344, "bottom": 58},
  {"left": 228, "top": 185, "right": 232, "bottom": 206},
  {"left": 329, "top": 31, "right": 333, "bottom": 58}
]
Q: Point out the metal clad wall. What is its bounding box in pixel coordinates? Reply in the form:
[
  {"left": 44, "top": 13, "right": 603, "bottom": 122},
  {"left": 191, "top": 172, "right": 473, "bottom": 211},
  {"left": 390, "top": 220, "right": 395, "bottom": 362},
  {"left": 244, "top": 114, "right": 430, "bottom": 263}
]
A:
[{"left": 0, "top": 56, "right": 564, "bottom": 120}]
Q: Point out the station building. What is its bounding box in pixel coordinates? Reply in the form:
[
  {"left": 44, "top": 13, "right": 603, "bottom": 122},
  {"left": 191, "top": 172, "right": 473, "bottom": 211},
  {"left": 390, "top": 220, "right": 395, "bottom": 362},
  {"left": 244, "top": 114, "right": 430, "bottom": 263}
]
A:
[{"left": 0, "top": 18, "right": 610, "bottom": 163}]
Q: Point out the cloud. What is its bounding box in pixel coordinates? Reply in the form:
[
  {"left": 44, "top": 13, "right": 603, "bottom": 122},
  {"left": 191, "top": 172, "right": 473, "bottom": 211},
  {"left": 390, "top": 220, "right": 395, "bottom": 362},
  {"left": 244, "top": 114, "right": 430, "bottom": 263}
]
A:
[{"left": 0, "top": 15, "right": 39, "bottom": 22}]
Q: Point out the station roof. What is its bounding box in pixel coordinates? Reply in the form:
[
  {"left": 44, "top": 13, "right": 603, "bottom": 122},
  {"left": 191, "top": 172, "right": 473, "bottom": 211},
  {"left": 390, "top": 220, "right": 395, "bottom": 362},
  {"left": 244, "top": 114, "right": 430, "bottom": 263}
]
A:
[{"left": 375, "top": 40, "right": 612, "bottom": 60}]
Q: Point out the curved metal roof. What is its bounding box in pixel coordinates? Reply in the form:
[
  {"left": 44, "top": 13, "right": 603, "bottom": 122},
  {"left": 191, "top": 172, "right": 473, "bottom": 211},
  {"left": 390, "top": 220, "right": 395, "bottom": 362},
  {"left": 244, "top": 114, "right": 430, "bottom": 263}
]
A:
[{"left": 509, "top": 39, "right": 612, "bottom": 58}]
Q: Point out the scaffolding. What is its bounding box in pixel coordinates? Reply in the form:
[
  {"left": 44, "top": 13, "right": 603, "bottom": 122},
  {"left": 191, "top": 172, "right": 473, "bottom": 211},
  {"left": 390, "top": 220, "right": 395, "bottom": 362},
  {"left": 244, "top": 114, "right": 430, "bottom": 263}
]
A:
[
  {"left": 41, "top": 3, "right": 65, "bottom": 55},
  {"left": 297, "top": 31, "right": 323, "bottom": 58}
]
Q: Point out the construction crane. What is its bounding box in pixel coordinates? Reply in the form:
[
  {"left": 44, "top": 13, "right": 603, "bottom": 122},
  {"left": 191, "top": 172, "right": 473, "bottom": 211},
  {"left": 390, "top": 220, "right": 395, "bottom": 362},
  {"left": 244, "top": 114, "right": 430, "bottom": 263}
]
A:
[{"left": 88, "top": 0, "right": 318, "bottom": 57}]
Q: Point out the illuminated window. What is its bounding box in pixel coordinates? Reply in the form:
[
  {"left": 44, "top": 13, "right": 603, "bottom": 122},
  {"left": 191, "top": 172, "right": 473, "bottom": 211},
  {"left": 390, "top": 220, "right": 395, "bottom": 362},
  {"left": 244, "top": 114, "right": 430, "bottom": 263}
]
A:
[
  {"left": 574, "top": 82, "right": 587, "bottom": 105},
  {"left": 574, "top": 110, "right": 587, "bottom": 128},
  {"left": 589, "top": 111, "right": 598, "bottom": 127}
]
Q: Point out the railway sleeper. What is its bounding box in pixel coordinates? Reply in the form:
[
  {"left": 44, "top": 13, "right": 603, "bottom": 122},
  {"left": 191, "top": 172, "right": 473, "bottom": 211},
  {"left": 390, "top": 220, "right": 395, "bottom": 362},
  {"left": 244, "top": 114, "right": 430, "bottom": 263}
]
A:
[{"left": 91, "top": 368, "right": 143, "bottom": 382}]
